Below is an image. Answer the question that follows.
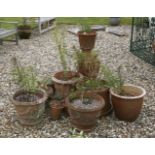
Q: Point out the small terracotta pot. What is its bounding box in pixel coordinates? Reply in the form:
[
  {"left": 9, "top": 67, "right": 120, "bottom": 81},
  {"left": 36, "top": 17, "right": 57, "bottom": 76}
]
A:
[
  {"left": 52, "top": 71, "right": 83, "bottom": 97},
  {"left": 11, "top": 89, "right": 48, "bottom": 125},
  {"left": 18, "top": 25, "right": 32, "bottom": 39},
  {"left": 67, "top": 92, "right": 105, "bottom": 132},
  {"left": 110, "top": 84, "right": 146, "bottom": 122},
  {"left": 78, "top": 31, "right": 96, "bottom": 52},
  {"left": 50, "top": 100, "right": 64, "bottom": 120}
]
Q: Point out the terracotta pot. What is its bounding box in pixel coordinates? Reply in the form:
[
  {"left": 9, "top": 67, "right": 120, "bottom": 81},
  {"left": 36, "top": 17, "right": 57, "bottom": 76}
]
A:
[
  {"left": 11, "top": 89, "right": 48, "bottom": 125},
  {"left": 18, "top": 25, "right": 32, "bottom": 39},
  {"left": 50, "top": 100, "right": 64, "bottom": 120},
  {"left": 90, "top": 88, "right": 112, "bottom": 116},
  {"left": 78, "top": 31, "right": 96, "bottom": 52},
  {"left": 110, "top": 84, "right": 146, "bottom": 122},
  {"left": 52, "top": 71, "right": 83, "bottom": 97},
  {"left": 67, "top": 92, "right": 105, "bottom": 132},
  {"left": 77, "top": 52, "right": 100, "bottom": 78}
]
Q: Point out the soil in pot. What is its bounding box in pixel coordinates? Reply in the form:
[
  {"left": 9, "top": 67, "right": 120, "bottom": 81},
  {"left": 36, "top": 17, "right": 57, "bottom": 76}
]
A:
[
  {"left": 78, "top": 31, "right": 96, "bottom": 52},
  {"left": 18, "top": 25, "right": 32, "bottom": 39},
  {"left": 68, "top": 92, "right": 105, "bottom": 132},
  {"left": 12, "top": 90, "right": 47, "bottom": 125},
  {"left": 110, "top": 84, "right": 146, "bottom": 122},
  {"left": 77, "top": 52, "right": 100, "bottom": 78},
  {"left": 52, "top": 71, "right": 82, "bottom": 97}
]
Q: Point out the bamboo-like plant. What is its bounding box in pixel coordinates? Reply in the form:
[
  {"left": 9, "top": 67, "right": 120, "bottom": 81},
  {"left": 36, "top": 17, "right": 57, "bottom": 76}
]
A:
[{"left": 11, "top": 57, "right": 39, "bottom": 93}]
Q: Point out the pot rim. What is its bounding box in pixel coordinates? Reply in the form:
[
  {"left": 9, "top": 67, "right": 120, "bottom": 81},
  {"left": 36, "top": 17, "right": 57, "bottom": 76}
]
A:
[
  {"left": 110, "top": 84, "right": 146, "bottom": 99},
  {"left": 78, "top": 31, "right": 96, "bottom": 35},
  {"left": 52, "top": 71, "right": 83, "bottom": 85},
  {"left": 11, "top": 89, "right": 48, "bottom": 106},
  {"left": 67, "top": 92, "right": 105, "bottom": 112}
]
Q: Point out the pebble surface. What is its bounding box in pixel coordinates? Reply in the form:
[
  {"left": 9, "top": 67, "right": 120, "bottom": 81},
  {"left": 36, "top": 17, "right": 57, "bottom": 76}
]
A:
[{"left": 0, "top": 25, "right": 155, "bottom": 138}]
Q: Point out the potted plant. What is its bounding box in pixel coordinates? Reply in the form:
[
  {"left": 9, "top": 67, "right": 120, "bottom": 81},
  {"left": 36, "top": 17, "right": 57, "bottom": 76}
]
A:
[
  {"left": 67, "top": 91, "right": 105, "bottom": 132},
  {"left": 109, "top": 17, "right": 121, "bottom": 26},
  {"left": 76, "top": 77, "right": 111, "bottom": 116},
  {"left": 11, "top": 57, "right": 48, "bottom": 125},
  {"left": 102, "top": 65, "right": 146, "bottom": 122},
  {"left": 50, "top": 92, "right": 64, "bottom": 120},
  {"left": 78, "top": 21, "right": 97, "bottom": 52},
  {"left": 74, "top": 49, "right": 100, "bottom": 78},
  {"left": 52, "top": 28, "right": 83, "bottom": 97},
  {"left": 18, "top": 17, "right": 33, "bottom": 39}
]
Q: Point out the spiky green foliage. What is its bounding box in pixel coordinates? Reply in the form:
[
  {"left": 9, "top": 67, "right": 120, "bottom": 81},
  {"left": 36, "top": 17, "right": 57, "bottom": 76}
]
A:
[
  {"left": 69, "top": 128, "right": 87, "bottom": 138},
  {"left": 11, "top": 57, "right": 39, "bottom": 93},
  {"left": 100, "top": 65, "right": 124, "bottom": 94}
]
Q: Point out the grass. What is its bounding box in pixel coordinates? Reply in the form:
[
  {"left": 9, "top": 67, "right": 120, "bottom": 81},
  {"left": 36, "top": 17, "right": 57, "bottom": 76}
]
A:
[{"left": 0, "top": 17, "right": 132, "bottom": 29}]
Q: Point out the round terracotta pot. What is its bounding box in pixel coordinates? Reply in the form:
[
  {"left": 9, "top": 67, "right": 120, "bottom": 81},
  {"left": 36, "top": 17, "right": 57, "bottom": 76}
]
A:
[
  {"left": 78, "top": 31, "right": 96, "bottom": 52},
  {"left": 11, "top": 89, "right": 48, "bottom": 125},
  {"left": 90, "top": 88, "right": 112, "bottom": 116},
  {"left": 18, "top": 25, "right": 32, "bottom": 39},
  {"left": 52, "top": 71, "right": 83, "bottom": 97},
  {"left": 67, "top": 92, "right": 105, "bottom": 132},
  {"left": 110, "top": 84, "right": 146, "bottom": 122},
  {"left": 50, "top": 100, "right": 64, "bottom": 120}
]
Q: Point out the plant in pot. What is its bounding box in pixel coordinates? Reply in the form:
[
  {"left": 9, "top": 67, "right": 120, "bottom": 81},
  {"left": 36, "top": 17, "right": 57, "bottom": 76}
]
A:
[
  {"left": 50, "top": 92, "right": 64, "bottom": 120},
  {"left": 67, "top": 83, "right": 105, "bottom": 132},
  {"left": 78, "top": 20, "right": 97, "bottom": 52},
  {"left": 76, "top": 77, "right": 112, "bottom": 116},
  {"left": 102, "top": 65, "right": 146, "bottom": 122},
  {"left": 52, "top": 28, "right": 83, "bottom": 97},
  {"left": 11, "top": 57, "right": 48, "bottom": 125},
  {"left": 74, "top": 49, "right": 100, "bottom": 78},
  {"left": 18, "top": 17, "right": 33, "bottom": 39}
]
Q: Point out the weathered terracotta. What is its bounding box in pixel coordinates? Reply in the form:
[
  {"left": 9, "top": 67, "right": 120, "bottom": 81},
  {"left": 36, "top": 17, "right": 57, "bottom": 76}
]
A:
[
  {"left": 67, "top": 92, "right": 105, "bottom": 132},
  {"left": 78, "top": 31, "right": 96, "bottom": 52},
  {"left": 12, "top": 89, "right": 48, "bottom": 125},
  {"left": 50, "top": 100, "right": 64, "bottom": 120},
  {"left": 52, "top": 71, "right": 83, "bottom": 97},
  {"left": 18, "top": 25, "right": 32, "bottom": 39},
  {"left": 110, "top": 84, "right": 146, "bottom": 122}
]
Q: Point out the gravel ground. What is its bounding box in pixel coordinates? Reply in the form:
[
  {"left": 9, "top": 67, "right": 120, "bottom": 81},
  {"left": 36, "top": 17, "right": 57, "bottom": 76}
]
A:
[{"left": 0, "top": 25, "right": 155, "bottom": 138}]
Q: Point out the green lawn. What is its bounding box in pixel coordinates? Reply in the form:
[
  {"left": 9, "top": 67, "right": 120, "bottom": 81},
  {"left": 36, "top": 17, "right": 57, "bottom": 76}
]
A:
[{"left": 0, "top": 17, "right": 132, "bottom": 29}]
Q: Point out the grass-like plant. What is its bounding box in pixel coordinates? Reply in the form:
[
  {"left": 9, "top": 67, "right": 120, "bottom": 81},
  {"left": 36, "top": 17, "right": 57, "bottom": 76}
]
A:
[
  {"left": 11, "top": 57, "right": 39, "bottom": 93},
  {"left": 53, "top": 27, "right": 69, "bottom": 79},
  {"left": 79, "top": 18, "right": 92, "bottom": 33},
  {"left": 100, "top": 65, "right": 124, "bottom": 94}
]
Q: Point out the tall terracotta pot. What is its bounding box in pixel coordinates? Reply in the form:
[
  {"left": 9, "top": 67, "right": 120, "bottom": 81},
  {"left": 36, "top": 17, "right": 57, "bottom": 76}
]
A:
[
  {"left": 52, "top": 71, "right": 83, "bottom": 97},
  {"left": 67, "top": 92, "right": 105, "bottom": 132},
  {"left": 12, "top": 89, "right": 48, "bottom": 125},
  {"left": 110, "top": 84, "right": 146, "bottom": 122},
  {"left": 78, "top": 31, "right": 96, "bottom": 52}
]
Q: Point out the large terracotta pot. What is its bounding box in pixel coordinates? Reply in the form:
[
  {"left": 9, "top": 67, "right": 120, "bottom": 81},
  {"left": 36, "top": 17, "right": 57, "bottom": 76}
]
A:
[
  {"left": 78, "top": 31, "right": 96, "bottom": 52},
  {"left": 52, "top": 71, "right": 83, "bottom": 97},
  {"left": 12, "top": 89, "right": 48, "bottom": 125},
  {"left": 110, "top": 84, "right": 146, "bottom": 122},
  {"left": 67, "top": 92, "right": 105, "bottom": 132}
]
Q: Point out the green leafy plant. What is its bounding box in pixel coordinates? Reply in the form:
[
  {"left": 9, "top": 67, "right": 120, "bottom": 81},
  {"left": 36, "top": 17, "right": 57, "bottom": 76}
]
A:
[
  {"left": 11, "top": 57, "right": 39, "bottom": 93},
  {"left": 69, "top": 128, "right": 87, "bottom": 138},
  {"left": 53, "top": 27, "right": 70, "bottom": 79},
  {"left": 100, "top": 65, "right": 124, "bottom": 94},
  {"left": 74, "top": 48, "right": 100, "bottom": 77}
]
